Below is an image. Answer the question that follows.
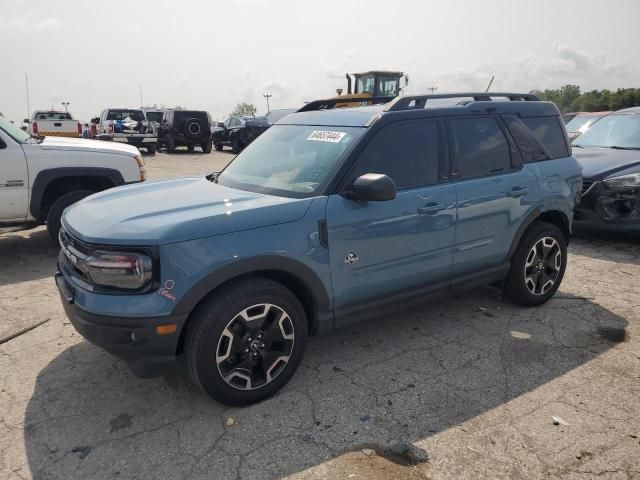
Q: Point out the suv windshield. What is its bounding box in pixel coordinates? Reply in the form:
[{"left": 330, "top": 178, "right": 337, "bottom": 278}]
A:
[
  {"left": 217, "top": 125, "right": 364, "bottom": 197},
  {"left": 107, "top": 110, "right": 145, "bottom": 121},
  {"left": 0, "top": 115, "right": 31, "bottom": 143},
  {"left": 573, "top": 114, "right": 640, "bottom": 149}
]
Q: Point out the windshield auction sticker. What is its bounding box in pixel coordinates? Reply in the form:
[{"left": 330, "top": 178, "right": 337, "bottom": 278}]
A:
[{"left": 307, "top": 130, "right": 346, "bottom": 143}]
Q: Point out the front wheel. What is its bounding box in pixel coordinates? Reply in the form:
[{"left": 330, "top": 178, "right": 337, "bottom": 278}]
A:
[
  {"left": 231, "top": 136, "right": 243, "bottom": 154},
  {"left": 46, "top": 190, "right": 94, "bottom": 245},
  {"left": 503, "top": 221, "right": 567, "bottom": 307},
  {"left": 185, "top": 277, "right": 308, "bottom": 405}
]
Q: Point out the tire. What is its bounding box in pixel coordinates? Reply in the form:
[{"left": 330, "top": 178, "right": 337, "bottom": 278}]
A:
[
  {"left": 503, "top": 221, "right": 567, "bottom": 307},
  {"left": 214, "top": 142, "right": 223, "bottom": 151},
  {"left": 187, "top": 145, "right": 195, "bottom": 152},
  {"left": 146, "top": 144, "right": 156, "bottom": 155},
  {"left": 183, "top": 118, "right": 203, "bottom": 139},
  {"left": 231, "top": 135, "right": 243, "bottom": 154},
  {"left": 201, "top": 138, "right": 213, "bottom": 153},
  {"left": 185, "top": 277, "right": 308, "bottom": 405},
  {"left": 46, "top": 190, "right": 94, "bottom": 245},
  {"left": 164, "top": 134, "right": 176, "bottom": 153}
]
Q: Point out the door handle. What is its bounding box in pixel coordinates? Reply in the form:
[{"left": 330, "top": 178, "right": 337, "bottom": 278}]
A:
[
  {"left": 506, "top": 187, "right": 529, "bottom": 197},
  {"left": 418, "top": 203, "right": 446, "bottom": 215}
]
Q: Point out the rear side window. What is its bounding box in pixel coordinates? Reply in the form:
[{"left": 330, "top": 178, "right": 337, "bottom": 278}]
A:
[
  {"left": 520, "top": 117, "right": 569, "bottom": 159},
  {"left": 350, "top": 120, "right": 440, "bottom": 190},
  {"left": 451, "top": 117, "right": 511, "bottom": 179}
]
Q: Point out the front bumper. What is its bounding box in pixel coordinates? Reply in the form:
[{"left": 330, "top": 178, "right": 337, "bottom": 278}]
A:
[
  {"left": 574, "top": 180, "right": 640, "bottom": 232},
  {"left": 55, "top": 271, "right": 187, "bottom": 377}
]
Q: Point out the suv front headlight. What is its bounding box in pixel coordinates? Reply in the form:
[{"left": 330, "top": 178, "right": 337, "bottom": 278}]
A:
[
  {"left": 84, "top": 250, "right": 153, "bottom": 290},
  {"left": 603, "top": 172, "right": 640, "bottom": 190}
]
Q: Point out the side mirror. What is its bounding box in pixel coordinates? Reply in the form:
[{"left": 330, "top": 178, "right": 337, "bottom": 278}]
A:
[
  {"left": 23, "top": 119, "right": 29, "bottom": 124},
  {"left": 346, "top": 173, "right": 396, "bottom": 201},
  {"left": 0, "top": 137, "right": 6, "bottom": 149}
]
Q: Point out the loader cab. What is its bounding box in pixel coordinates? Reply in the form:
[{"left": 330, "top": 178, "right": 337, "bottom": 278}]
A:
[{"left": 348, "top": 71, "right": 406, "bottom": 98}]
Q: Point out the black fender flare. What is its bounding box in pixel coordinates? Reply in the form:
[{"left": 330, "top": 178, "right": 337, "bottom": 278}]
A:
[
  {"left": 172, "top": 255, "right": 333, "bottom": 334},
  {"left": 505, "top": 207, "right": 570, "bottom": 260},
  {"left": 30, "top": 167, "right": 124, "bottom": 219}
]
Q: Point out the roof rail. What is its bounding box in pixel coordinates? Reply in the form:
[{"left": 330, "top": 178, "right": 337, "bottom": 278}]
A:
[
  {"left": 384, "top": 92, "right": 539, "bottom": 112},
  {"left": 297, "top": 96, "right": 395, "bottom": 113}
]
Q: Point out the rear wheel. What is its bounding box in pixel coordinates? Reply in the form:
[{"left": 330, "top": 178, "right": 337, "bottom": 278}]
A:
[
  {"left": 46, "top": 190, "right": 94, "bottom": 245},
  {"left": 503, "top": 221, "right": 567, "bottom": 306},
  {"left": 201, "top": 138, "right": 213, "bottom": 153},
  {"left": 187, "top": 145, "right": 195, "bottom": 152},
  {"left": 214, "top": 142, "right": 223, "bottom": 151},
  {"left": 185, "top": 277, "right": 308, "bottom": 405},
  {"left": 164, "top": 134, "right": 176, "bottom": 153},
  {"left": 146, "top": 144, "right": 156, "bottom": 155}
]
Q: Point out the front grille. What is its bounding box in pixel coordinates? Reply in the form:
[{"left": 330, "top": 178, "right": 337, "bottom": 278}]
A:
[{"left": 58, "top": 227, "right": 91, "bottom": 282}]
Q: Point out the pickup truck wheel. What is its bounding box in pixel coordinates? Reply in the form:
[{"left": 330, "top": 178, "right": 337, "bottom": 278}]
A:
[
  {"left": 201, "top": 138, "right": 213, "bottom": 153},
  {"left": 231, "top": 136, "right": 243, "bottom": 154},
  {"left": 146, "top": 144, "right": 156, "bottom": 155},
  {"left": 164, "top": 134, "right": 176, "bottom": 153},
  {"left": 46, "top": 190, "right": 94, "bottom": 245},
  {"left": 503, "top": 221, "right": 567, "bottom": 307},
  {"left": 185, "top": 277, "right": 308, "bottom": 405}
]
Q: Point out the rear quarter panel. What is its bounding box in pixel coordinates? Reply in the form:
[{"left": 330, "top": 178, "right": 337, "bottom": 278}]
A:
[{"left": 529, "top": 156, "right": 582, "bottom": 227}]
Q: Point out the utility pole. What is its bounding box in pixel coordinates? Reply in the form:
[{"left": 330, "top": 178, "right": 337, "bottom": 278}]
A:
[
  {"left": 62, "top": 102, "right": 70, "bottom": 113},
  {"left": 139, "top": 85, "right": 143, "bottom": 108},
  {"left": 263, "top": 93, "right": 272, "bottom": 113},
  {"left": 25, "top": 74, "right": 31, "bottom": 120},
  {"left": 427, "top": 86, "right": 438, "bottom": 95}
]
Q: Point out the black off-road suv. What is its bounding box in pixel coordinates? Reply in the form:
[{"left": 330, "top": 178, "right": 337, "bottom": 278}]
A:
[
  {"left": 158, "top": 110, "right": 213, "bottom": 153},
  {"left": 212, "top": 116, "right": 270, "bottom": 153}
]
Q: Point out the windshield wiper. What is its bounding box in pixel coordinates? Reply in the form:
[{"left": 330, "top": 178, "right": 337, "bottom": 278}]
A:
[{"left": 609, "top": 146, "right": 640, "bottom": 150}]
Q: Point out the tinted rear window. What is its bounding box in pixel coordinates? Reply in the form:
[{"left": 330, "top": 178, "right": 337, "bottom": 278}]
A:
[
  {"left": 520, "top": 117, "right": 569, "bottom": 159},
  {"left": 174, "top": 111, "right": 207, "bottom": 122},
  {"left": 35, "top": 111, "right": 72, "bottom": 120}
]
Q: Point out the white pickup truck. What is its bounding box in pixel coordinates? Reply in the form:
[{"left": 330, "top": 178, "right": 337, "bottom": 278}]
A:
[
  {"left": 0, "top": 115, "right": 146, "bottom": 243},
  {"left": 94, "top": 108, "right": 158, "bottom": 155},
  {"left": 25, "top": 110, "right": 82, "bottom": 138}
]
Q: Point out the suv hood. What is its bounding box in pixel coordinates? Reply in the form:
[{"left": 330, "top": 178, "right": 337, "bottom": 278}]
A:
[
  {"left": 62, "top": 177, "right": 313, "bottom": 245},
  {"left": 573, "top": 147, "right": 640, "bottom": 180},
  {"left": 39, "top": 137, "right": 139, "bottom": 156}
]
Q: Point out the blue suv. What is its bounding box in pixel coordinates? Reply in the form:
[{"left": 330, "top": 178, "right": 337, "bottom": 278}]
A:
[{"left": 56, "top": 93, "right": 582, "bottom": 405}]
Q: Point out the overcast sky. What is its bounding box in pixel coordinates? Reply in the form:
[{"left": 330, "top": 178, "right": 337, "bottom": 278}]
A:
[{"left": 1, "top": 0, "right": 639, "bottom": 123}]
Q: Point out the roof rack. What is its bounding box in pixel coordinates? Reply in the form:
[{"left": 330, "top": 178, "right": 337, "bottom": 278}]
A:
[
  {"left": 384, "top": 92, "right": 539, "bottom": 112},
  {"left": 297, "top": 96, "right": 395, "bottom": 113}
]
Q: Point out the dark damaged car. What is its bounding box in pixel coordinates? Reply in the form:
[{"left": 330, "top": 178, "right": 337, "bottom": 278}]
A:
[
  {"left": 573, "top": 107, "right": 640, "bottom": 232},
  {"left": 212, "top": 116, "right": 270, "bottom": 153}
]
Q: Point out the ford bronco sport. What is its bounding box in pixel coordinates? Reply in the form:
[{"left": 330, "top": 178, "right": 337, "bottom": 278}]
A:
[{"left": 56, "top": 92, "right": 582, "bottom": 405}]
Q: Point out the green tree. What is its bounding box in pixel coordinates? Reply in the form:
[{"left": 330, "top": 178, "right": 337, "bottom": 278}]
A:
[
  {"left": 230, "top": 102, "right": 257, "bottom": 117},
  {"left": 531, "top": 85, "right": 640, "bottom": 113}
]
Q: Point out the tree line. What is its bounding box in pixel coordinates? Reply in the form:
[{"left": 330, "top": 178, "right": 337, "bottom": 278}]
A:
[{"left": 531, "top": 85, "right": 640, "bottom": 113}]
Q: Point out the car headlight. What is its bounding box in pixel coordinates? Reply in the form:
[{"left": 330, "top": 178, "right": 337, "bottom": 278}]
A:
[
  {"left": 84, "top": 250, "right": 153, "bottom": 290},
  {"left": 603, "top": 172, "right": 640, "bottom": 190}
]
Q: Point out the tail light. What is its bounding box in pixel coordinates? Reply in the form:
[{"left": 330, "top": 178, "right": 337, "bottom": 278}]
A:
[
  {"left": 77, "top": 122, "right": 82, "bottom": 136},
  {"left": 32, "top": 121, "right": 38, "bottom": 135}
]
